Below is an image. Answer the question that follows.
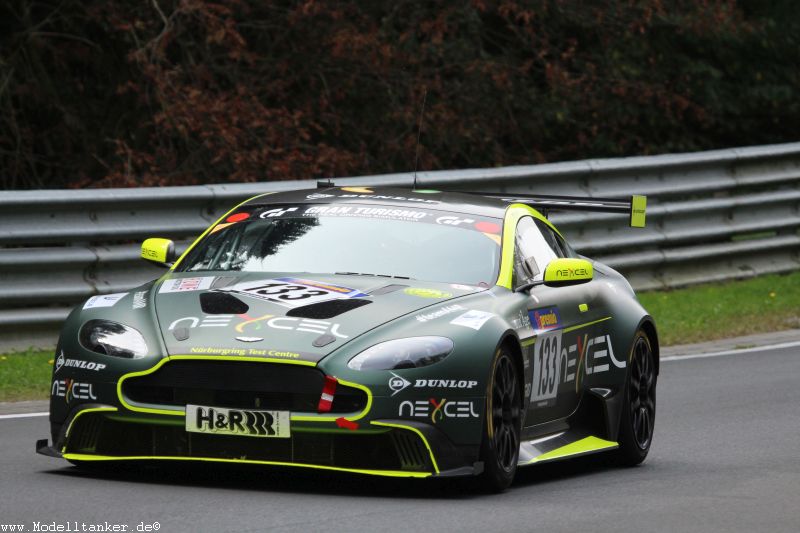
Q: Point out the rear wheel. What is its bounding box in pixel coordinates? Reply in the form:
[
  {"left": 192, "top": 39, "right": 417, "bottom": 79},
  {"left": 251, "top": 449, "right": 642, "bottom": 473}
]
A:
[
  {"left": 616, "top": 330, "right": 656, "bottom": 465},
  {"left": 478, "top": 347, "right": 522, "bottom": 492}
]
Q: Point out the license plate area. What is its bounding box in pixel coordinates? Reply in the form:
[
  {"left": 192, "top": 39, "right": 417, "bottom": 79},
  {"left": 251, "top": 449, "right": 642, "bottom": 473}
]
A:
[{"left": 185, "top": 404, "right": 290, "bottom": 438}]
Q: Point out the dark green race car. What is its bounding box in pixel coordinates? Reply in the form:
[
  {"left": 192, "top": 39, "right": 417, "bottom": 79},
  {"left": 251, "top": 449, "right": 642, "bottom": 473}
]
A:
[{"left": 37, "top": 186, "right": 658, "bottom": 491}]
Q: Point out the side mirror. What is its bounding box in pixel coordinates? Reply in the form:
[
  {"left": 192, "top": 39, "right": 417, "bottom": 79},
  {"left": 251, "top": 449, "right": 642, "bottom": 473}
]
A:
[
  {"left": 543, "top": 258, "right": 593, "bottom": 287},
  {"left": 141, "top": 238, "right": 176, "bottom": 267}
]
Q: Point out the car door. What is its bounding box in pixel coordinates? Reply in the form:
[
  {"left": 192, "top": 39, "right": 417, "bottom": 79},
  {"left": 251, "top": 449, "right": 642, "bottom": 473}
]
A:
[{"left": 513, "top": 216, "right": 600, "bottom": 427}]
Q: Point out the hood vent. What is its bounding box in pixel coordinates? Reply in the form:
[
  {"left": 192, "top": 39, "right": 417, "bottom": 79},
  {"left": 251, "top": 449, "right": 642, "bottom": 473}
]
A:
[
  {"left": 199, "top": 292, "right": 249, "bottom": 315},
  {"left": 287, "top": 298, "right": 371, "bottom": 319},
  {"left": 369, "top": 284, "right": 408, "bottom": 295}
]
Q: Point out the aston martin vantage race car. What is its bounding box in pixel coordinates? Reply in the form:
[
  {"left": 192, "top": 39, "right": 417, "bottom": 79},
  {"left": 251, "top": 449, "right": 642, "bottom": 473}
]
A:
[{"left": 38, "top": 186, "right": 658, "bottom": 491}]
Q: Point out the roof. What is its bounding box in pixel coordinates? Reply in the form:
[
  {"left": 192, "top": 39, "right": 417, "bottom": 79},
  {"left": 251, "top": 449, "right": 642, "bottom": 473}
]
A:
[{"left": 244, "top": 186, "right": 509, "bottom": 218}]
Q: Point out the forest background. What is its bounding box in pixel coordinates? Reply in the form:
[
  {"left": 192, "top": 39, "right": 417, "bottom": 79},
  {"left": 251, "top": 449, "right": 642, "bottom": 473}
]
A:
[{"left": 1, "top": 0, "right": 798, "bottom": 189}]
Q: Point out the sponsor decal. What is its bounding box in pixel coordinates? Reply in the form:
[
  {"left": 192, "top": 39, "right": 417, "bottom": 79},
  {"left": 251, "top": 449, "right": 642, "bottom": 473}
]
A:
[
  {"left": 339, "top": 187, "right": 374, "bottom": 193},
  {"left": 450, "top": 310, "right": 495, "bottom": 331},
  {"left": 306, "top": 192, "right": 439, "bottom": 204},
  {"left": 403, "top": 288, "right": 452, "bottom": 299},
  {"left": 388, "top": 373, "right": 411, "bottom": 396},
  {"left": 530, "top": 307, "right": 561, "bottom": 333},
  {"left": 511, "top": 308, "right": 532, "bottom": 330},
  {"left": 390, "top": 374, "right": 480, "bottom": 396},
  {"left": 168, "top": 315, "right": 235, "bottom": 330},
  {"left": 159, "top": 277, "right": 215, "bottom": 293},
  {"left": 555, "top": 267, "right": 590, "bottom": 277},
  {"left": 189, "top": 346, "right": 302, "bottom": 358},
  {"left": 219, "top": 277, "right": 366, "bottom": 308},
  {"left": 262, "top": 316, "right": 349, "bottom": 338},
  {"left": 51, "top": 379, "right": 97, "bottom": 402},
  {"left": 54, "top": 351, "right": 106, "bottom": 373},
  {"left": 83, "top": 293, "right": 127, "bottom": 310},
  {"left": 415, "top": 304, "right": 464, "bottom": 323},
  {"left": 132, "top": 291, "right": 147, "bottom": 309},
  {"left": 186, "top": 404, "right": 289, "bottom": 438},
  {"left": 170, "top": 313, "right": 349, "bottom": 339},
  {"left": 303, "top": 205, "right": 430, "bottom": 222},
  {"left": 435, "top": 215, "right": 475, "bottom": 226},
  {"left": 259, "top": 207, "right": 298, "bottom": 218},
  {"left": 398, "top": 398, "right": 479, "bottom": 423}
]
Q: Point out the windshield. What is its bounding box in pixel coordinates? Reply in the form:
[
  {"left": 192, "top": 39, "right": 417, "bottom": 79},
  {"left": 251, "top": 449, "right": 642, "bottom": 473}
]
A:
[{"left": 177, "top": 204, "right": 502, "bottom": 286}]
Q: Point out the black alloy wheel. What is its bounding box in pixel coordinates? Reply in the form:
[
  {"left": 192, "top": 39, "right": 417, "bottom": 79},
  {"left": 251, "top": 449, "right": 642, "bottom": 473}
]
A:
[
  {"left": 616, "top": 330, "right": 657, "bottom": 465},
  {"left": 479, "top": 348, "right": 522, "bottom": 491}
]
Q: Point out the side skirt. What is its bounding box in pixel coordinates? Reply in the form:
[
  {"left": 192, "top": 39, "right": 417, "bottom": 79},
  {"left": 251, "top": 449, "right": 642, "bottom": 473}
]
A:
[{"left": 518, "top": 432, "right": 617, "bottom": 467}]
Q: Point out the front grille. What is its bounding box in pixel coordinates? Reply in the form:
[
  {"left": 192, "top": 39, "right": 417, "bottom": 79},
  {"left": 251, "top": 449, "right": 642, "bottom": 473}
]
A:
[
  {"left": 65, "top": 414, "right": 432, "bottom": 473},
  {"left": 122, "top": 360, "right": 366, "bottom": 414}
]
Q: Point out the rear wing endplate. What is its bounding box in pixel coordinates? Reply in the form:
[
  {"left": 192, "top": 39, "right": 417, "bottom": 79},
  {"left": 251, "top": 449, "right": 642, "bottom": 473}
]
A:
[{"left": 476, "top": 193, "right": 647, "bottom": 228}]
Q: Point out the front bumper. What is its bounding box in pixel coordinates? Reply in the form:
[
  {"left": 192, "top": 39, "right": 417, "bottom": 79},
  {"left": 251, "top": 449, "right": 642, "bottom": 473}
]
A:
[{"left": 39, "top": 357, "right": 482, "bottom": 478}]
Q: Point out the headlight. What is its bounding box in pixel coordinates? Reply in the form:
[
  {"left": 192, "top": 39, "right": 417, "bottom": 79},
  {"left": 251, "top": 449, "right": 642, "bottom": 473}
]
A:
[
  {"left": 79, "top": 320, "right": 148, "bottom": 359},
  {"left": 347, "top": 336, "right": 454, "bottom": 371}
]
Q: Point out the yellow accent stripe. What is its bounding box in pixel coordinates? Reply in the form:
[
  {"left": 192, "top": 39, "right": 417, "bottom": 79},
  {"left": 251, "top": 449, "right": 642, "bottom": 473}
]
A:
[
  {"left": 116, "top": 356, "right": 373, "bottom": 424},
  {"left": 61, "top": 453, "right": 431, "bottom": 478},
  {"left": 521, "top": 337, "right": 537, "bottom": 347},
  {"left": 371, "top": 421, "right": 440, "bottom": 474},
  {"left": 496, "top": 203, "right": 564, "bottom": 289},
  {"left": 62, "top": 407, "right": 119, "bottom": 453},
  {"left": 562, "top": 316, "right": 612, "bottom": 333},
  {"left": 525, "top": 436, "right": 618, "bottom": 465},
  {"left": 170, "top": 192, "right": 275, "bottom": 271}
]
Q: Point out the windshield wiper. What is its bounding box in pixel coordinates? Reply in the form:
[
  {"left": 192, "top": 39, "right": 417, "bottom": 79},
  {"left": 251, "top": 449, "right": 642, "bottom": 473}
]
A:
[{"left": 335, "top": 271, "right": 413, "bottom": 280}]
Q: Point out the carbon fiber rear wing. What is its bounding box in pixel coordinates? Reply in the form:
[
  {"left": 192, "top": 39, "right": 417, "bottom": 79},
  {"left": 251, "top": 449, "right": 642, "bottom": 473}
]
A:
[{"left": 476, "top": 193, "right": 647, "bottom": 228}]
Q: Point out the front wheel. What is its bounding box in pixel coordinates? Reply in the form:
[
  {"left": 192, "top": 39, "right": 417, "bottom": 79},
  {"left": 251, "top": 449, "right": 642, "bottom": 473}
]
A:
[
  {"left": 477, "top": 347, "right": 522, "bottom": 492},
  {"left": 616, "top": 330, "right": 656, "bottom": 466}
]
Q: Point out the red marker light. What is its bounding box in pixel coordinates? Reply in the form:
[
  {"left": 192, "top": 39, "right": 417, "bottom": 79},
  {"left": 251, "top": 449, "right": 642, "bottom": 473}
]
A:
[
  {"left": 318, "top": 375, "right": 338, "bottom": 413},
  {"left": 226, "top": 212, "right": 250, "bottom": 223}
]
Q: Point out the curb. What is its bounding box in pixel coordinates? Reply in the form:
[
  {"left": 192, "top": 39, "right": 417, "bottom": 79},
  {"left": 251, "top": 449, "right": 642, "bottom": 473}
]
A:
[{"left": 660, "top": 328, "right": 800, "bottom": 358}]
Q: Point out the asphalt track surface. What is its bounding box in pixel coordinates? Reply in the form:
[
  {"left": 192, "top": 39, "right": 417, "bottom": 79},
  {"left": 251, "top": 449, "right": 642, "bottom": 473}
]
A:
[{"left": 2, "top": 345, "right": 799, "bottom": 533}]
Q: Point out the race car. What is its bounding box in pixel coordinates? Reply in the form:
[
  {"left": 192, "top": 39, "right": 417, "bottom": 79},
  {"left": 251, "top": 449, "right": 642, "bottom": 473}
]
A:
[{"left": 37, "top": 186, "right": 658, "bottom": 491}]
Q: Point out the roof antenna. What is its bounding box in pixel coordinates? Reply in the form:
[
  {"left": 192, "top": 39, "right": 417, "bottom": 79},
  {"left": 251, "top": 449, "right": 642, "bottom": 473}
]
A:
[{"left": 412, "top": 87, "right": 427, "bottom": 191}]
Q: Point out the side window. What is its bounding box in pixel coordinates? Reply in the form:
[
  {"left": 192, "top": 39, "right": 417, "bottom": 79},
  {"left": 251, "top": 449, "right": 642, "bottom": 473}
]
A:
[
  {"left": 534, "top": 219, "right": 577, "bottom": 258},
  {"left": 514, "top": 217, "right": 559, "bottom": 286}
]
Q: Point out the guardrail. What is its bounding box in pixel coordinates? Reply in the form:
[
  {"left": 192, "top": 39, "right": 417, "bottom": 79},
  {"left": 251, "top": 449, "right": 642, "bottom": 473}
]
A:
[{"left": 2, "top": 142, "right": 799, "bottom": 349}]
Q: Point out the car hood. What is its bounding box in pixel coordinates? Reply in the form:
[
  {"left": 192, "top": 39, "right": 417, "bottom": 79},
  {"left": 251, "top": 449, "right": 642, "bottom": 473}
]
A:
[{"left": 153, "top": 272, "right": 486, "bottom": 365}]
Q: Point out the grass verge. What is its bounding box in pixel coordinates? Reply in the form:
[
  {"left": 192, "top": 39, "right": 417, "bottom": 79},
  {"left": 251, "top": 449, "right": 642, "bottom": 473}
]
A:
[
  {"left": 638, "top": 270, "right": 800, "bottom": 346},
  {"left": 0, "top": 349, "right": 54, "bottom": 402},
  {"left": 1, "top": 271, "right": 799, "bottom": 402}
]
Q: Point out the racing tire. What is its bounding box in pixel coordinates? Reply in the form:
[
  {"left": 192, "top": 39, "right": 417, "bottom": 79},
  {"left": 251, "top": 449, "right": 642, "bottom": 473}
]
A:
[
  {"left": 615, "top": 330, "right": 656, "bottom": 466},
  {"left": 477, "top": 347, "right": 522, "bottom": 492}
]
